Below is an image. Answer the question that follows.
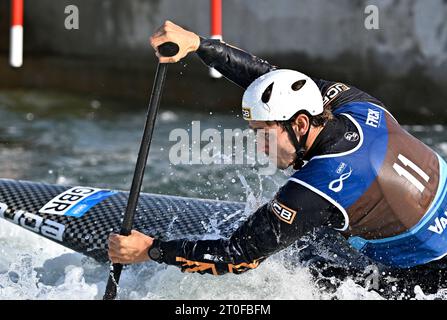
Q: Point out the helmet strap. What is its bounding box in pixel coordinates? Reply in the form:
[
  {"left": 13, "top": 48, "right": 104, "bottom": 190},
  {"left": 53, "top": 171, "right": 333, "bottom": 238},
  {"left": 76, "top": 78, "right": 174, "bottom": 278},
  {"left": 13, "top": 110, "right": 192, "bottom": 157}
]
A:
[{"left": 283, "top": 122, "right": 310, "bottom": 170}]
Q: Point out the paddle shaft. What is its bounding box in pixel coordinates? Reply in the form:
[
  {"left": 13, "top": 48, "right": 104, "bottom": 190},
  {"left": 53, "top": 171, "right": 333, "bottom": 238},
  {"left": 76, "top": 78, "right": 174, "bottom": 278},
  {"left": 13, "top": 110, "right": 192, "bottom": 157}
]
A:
[{"left": 103, "top": 43, "right": 179, "bottom": 300}]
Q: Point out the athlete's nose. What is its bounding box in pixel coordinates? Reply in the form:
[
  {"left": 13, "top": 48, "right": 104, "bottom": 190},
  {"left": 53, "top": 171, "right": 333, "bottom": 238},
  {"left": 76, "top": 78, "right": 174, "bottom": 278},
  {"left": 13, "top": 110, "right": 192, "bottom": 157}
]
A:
[{"left": 258, "top": 136, "right": 269, "bottom": 155}]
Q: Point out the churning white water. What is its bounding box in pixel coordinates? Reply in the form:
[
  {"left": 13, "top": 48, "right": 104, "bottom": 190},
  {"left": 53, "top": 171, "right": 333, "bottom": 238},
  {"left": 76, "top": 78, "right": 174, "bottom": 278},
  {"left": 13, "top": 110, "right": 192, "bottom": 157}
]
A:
[{"left": 0, "top": 217, "right": 386, "bottom": 300}]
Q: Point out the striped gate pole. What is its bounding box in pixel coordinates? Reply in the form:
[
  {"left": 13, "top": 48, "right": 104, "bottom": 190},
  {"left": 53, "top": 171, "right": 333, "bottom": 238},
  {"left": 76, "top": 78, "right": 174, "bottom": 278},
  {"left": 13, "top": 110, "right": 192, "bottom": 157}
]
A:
[
  {"left": 209, "top": 0, "right": 222, "bottom": 79},
  {"left": 10, "top": 0, "right": 24, "bottom": 68}
]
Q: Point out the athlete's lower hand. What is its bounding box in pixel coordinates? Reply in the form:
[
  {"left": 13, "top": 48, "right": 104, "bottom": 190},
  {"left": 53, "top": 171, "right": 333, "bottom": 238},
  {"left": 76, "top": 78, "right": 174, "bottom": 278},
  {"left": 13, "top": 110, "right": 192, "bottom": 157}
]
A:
[
  {"left": 150, "top": 20, "right": 200, "bottom": 63},
  {"left": 108, "top": 230, "right": 154, "bottom": 264}
]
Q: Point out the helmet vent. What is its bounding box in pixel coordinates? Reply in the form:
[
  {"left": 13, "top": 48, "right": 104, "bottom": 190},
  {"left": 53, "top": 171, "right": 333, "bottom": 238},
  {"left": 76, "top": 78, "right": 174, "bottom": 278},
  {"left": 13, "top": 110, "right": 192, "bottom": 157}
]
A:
[
  {"left": 291, "top": 80, "right": 306, "bottom": 91},
  {"left": 261, "top": 83, "right": 274, "bottom": 103}
]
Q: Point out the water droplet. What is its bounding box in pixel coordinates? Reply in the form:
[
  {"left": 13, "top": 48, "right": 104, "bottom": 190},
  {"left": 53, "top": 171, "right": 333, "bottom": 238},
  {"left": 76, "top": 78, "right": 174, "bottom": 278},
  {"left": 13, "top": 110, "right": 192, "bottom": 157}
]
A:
[
  {"left": 90, "top": 100, "right": 101, "bottom": 109},
  {"left": 8, "top": 271, "right": 19, "bottom": 283}
]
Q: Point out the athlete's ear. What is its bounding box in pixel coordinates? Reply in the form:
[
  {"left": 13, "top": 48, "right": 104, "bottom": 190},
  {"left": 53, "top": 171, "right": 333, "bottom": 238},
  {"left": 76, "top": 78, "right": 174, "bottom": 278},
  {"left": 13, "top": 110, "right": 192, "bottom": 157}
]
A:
[{"left": 294, "top": 114, "right": 311, "bottom": 137}]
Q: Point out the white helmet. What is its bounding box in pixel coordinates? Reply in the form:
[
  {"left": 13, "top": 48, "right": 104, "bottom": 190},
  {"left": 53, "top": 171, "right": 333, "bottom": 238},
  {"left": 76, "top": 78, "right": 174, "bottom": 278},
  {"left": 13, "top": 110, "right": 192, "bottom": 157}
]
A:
[{"left": 242, "top": 69, "right": 323, "bottom": 121}]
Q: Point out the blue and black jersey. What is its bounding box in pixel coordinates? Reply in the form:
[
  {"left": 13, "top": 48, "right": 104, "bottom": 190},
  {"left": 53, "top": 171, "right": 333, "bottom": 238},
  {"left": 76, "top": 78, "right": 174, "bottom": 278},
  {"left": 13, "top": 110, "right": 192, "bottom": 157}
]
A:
[{"left": 154, "top": 37, "right": 447, "bottom": 274}]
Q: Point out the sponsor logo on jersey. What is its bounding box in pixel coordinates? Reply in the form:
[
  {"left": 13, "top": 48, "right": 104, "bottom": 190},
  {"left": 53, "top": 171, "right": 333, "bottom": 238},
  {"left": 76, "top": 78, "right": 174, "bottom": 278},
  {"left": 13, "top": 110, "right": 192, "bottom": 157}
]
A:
[
  {"left": 428, "top": 211, "right": 447, "bottom": 235},
  {"left": 39, "top": 187, "right": 117, "bottom": 218},
  {"left": 0, "top": 202, "right": 65, "bottom": 242},
  {"left": 329, "top": 167, "right": 353, "bottom": 193},
  {"left": 242, "top": 108, "right": 252, "bottom": 120},
  {"left": 272, "top": 199, "right": 297, "bottom": 224},
  {"left": 344, "top": 132, "right": 359, "bottom": 142},
  {"left": 336, "top": 162, "right": 348, "bottom": 174},
  {"left": 366, "top": 108, "right": 381, "bottom": 128},
  {"left": 323, "top": 83, "right": 351, "bottom": 106}
]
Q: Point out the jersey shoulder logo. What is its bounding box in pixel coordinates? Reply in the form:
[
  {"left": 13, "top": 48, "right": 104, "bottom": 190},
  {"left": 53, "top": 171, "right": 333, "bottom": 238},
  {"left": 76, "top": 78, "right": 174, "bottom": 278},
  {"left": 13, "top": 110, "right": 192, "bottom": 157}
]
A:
[
  {"left": 323, "top": 83, "right": 351, "bottom": 107},
  {"left": 272, "top": 199, "right": 297, "bottom": 224},
  {"left": 366, "top": 108, "right": 381, "bottom": 128}
]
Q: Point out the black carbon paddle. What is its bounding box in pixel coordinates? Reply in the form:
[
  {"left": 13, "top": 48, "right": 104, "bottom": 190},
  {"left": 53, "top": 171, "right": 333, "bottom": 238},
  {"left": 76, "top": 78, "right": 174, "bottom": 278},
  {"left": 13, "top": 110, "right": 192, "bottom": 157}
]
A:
[{"left": 103, "top": 42, "right": 180, "bottom": 300}]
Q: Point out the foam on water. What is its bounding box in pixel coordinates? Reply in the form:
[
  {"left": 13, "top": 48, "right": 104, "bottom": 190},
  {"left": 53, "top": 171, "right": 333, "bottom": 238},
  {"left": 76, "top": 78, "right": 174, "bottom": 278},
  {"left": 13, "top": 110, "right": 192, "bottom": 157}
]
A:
[{"left": 0, "top": 218, "right": 320, "bottom": 300}]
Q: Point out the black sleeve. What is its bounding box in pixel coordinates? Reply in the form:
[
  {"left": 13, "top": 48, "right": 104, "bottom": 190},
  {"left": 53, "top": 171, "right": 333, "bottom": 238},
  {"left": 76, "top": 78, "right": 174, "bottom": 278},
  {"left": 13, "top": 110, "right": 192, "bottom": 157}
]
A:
[
  {"left": 154, "top": 181, "right": 345, "bottom": 275},
  {"left": 196, "top": 37, "right": 277, "bottom": 89},
  {"left": 196, "top": 38, "right": 386, "bottom": 111}
]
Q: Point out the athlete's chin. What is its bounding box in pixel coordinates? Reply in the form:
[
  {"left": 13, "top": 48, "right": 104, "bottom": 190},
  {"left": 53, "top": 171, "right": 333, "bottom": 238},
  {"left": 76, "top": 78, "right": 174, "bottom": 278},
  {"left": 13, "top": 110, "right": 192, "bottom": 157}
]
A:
[{"left": 276, "top": 161, "right": 291, "bottom": 170}]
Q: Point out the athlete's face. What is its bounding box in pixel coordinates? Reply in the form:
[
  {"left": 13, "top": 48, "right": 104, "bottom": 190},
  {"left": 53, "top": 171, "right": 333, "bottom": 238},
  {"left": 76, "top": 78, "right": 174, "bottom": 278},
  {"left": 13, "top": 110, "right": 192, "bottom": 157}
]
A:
[{"left": 248, "top": 121, "right": 297, "bottom": 170}]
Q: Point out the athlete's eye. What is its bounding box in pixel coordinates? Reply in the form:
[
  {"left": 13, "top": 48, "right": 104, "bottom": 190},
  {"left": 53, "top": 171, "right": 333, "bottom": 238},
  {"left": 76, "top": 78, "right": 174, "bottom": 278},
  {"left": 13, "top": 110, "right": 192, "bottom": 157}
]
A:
[
  {"left": 292, "top": 80, "right": 306, "bottom": 91},
  {"left": 262, "top": 83, "right": 274, "bottom": 103}
]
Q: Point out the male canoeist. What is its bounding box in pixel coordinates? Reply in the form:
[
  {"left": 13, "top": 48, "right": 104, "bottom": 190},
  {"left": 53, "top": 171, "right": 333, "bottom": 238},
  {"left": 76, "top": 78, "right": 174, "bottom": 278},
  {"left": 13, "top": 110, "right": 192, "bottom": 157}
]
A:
[{"left": 109, "top": 21, "right": 447, "bottom": 275}]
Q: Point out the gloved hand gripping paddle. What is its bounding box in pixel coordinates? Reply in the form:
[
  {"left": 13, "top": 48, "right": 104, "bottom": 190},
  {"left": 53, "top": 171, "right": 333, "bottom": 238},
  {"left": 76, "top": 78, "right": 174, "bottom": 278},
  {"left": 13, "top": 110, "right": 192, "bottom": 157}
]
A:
[{"left": 103, "top": 42, "right": 180, "bottom": 300}]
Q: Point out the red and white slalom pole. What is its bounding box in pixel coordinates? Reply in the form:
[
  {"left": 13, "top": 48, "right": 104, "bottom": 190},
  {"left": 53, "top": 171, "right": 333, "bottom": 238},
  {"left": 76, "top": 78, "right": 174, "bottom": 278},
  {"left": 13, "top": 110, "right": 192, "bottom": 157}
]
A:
[
  {"left": 209, "top": 0, "right": 222, "bottom": 79},
  {"left": 10, "top": 0, "right": 24, "bottom": 68}
]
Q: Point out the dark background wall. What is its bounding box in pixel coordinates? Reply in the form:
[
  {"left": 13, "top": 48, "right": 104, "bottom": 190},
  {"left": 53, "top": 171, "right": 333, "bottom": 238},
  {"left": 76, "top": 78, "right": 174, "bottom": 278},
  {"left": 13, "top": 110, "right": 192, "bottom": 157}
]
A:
[{"left": 1, "top": 0, "right": 446, "bottom": 123}]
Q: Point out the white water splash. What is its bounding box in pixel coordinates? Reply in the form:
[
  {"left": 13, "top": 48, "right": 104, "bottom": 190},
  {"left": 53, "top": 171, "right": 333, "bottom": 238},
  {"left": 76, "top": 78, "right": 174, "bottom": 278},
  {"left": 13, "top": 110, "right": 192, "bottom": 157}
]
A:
[{"left": 1, "top": 217, "right": 318, "bottom": 300}]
